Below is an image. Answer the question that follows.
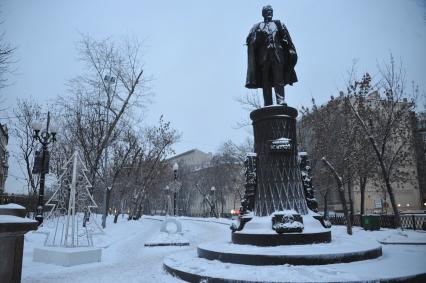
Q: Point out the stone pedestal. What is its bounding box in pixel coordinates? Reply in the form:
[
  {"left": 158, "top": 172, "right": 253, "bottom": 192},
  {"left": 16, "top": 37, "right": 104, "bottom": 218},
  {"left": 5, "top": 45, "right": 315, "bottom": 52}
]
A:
[
  {"left": 250, "top": 106, "right": 308, "bottom": 216},
  {"left": 0, "top": 213, "right": 38, "bottom": 283},
  {"left": 231, "top": 106, "right": 330, "bottom": 245}
]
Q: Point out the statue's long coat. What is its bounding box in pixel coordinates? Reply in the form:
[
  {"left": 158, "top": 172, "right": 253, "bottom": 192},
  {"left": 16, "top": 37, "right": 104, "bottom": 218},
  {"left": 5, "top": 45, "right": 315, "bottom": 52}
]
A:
[{"left": 245, "top": 20, "right": 298, "bottom": 89}]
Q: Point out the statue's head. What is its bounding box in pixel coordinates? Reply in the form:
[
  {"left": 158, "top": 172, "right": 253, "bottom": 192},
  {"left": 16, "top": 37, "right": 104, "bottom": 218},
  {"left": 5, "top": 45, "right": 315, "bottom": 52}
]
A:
[{"left": 262, "top": 5, "right": 273, "bottom": 21}]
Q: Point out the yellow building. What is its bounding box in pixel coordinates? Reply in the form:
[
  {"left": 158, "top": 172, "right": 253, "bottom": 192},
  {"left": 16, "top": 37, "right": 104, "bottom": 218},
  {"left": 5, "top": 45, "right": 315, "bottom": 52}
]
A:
[{"left": 298, "top": 94, "right": 424, "bottom": 214}]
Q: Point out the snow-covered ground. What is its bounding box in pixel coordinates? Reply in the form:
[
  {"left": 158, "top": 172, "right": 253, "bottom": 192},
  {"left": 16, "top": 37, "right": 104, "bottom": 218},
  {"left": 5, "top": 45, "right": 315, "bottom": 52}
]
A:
[{"left": 21, "top": 215, "right": 426, "bottom": 283}]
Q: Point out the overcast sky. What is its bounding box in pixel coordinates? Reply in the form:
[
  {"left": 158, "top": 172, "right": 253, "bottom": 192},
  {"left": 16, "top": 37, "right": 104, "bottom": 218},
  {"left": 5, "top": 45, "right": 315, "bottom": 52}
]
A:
[{"left": 1, "top": 0, "right": 425, "bottom": 193}]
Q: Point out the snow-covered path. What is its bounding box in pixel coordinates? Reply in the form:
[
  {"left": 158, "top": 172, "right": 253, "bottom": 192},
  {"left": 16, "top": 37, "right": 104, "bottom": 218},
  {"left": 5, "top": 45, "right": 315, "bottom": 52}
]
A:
[
  {"left": 21, "top": 216, "right": 230, "bottom": 283},
  {"left": 20, "top": 215, "right": 426, "bottom": 282}
]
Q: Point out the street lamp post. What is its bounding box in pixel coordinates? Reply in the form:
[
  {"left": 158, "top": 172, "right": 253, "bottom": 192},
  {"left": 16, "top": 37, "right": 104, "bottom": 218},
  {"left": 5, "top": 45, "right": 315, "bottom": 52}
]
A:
[
  {"left": 173, "top": 163, "right": 179, "bottom": 216},
  {"left": 164, "top": 185, "right": 170, "bottom": 216},
  {"left": 31, "top": 111, "right": 58, "bottom": 226}
]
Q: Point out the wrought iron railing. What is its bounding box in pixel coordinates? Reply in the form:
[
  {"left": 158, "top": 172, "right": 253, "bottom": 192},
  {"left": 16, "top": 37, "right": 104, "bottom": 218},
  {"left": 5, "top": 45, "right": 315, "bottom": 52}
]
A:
[{"left": 329, "top": 214, "right": 426, "bottom": 230}]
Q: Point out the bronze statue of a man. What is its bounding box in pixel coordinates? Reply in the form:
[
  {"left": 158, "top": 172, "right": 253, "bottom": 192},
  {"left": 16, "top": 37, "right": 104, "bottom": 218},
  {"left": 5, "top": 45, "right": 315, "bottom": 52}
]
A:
[{"left": 245, "top": 5, "right": 298, "bottom": 106}]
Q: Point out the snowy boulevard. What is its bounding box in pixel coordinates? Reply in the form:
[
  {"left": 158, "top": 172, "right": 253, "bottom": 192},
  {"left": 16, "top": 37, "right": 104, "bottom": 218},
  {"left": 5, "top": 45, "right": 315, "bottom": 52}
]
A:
[
  {"left": 22, "top": 216, "right": 229, "bottom": 283},
  {"left": 21, "top": 216, "right": 426, "bottom": 283}
]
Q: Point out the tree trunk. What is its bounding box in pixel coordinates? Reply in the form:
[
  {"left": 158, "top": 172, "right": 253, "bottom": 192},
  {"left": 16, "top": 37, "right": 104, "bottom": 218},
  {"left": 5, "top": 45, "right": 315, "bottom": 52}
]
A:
[
  {"left": 374, "top": 153, "right": 400, "bottom": 227},
  {"left": 128, "top": 196, "right": 138, "bottom": 220},
  {"left": 360, "top": 176, "right": 367, "bottom": 215},
  {"left": 27, "top": 192, "right": 36, "bottom": 219},
  {"left": 322, "top": 157, "right": 352, "bottom": 235},
  {"left": 134, "top": 197, "right": 144, "bottom": 220},
  {"left": 384, "top": 175, "right": 400, "bottom": 228},
  {"left": 323, "top": 193, "right": 328, "bottom": 219},
  {"left": 347, "top": 180, "right": 354, "bottom": 223}
]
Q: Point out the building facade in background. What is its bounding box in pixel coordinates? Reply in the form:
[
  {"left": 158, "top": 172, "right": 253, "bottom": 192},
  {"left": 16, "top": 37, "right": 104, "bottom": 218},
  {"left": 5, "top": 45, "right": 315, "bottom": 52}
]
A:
[
  {"left": 167, "top": 149, "right": 212, "bottom": 172},
  {"left": 167, "top": 149, "right": 243, "bottom": 217},
  {"left": 414, "top": 112, "right": 426, "bottom": 208},
  {"left": 298, "top": 95, "right": 423, "bottom": 214}
]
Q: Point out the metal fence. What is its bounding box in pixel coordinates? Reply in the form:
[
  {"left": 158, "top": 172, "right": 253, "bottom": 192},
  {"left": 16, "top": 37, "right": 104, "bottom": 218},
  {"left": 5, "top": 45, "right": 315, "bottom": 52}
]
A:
[{"left": 329, "top": 214, "right": 426, "bottom": 230}]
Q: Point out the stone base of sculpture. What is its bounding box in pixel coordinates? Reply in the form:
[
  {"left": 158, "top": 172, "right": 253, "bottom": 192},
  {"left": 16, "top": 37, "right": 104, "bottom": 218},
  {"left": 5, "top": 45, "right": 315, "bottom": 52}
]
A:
[
  {"left": 231, "top": 105, "right": 331, "bottom": 246},
  {"left": 33, "top": 246, "right": 102, "bottom": 267},
  {"left": 232, "top": 212, "right": 331, "bottom": 246},
  {"left": 163, "top": 234, "right": 389, "bottom": 283},
  {"left": 197, "top": 238, "right": 382, "bottom": 266}
]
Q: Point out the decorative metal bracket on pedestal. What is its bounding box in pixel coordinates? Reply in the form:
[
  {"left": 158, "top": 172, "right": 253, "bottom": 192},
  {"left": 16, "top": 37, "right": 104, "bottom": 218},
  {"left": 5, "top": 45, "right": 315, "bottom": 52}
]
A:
[
  {"left": 272, "top": 212, "right": 304, "bottom": 234},
  {"left": 231, "top": 153, "right": 257, "bottom": 232}
]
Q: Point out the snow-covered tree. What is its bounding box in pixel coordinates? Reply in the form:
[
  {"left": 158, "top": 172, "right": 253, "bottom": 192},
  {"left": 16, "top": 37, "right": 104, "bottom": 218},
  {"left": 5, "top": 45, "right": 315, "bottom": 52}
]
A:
[
  {"left": 345, "top": 57, "right": 419, "bottom": 227},
  {"left": 299, "top": 96, "right": 358, "bottom": 220}
]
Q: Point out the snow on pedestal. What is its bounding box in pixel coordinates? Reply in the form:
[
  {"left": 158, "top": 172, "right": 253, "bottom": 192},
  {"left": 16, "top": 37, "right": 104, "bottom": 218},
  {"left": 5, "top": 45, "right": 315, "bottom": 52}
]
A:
[
  {"left": 0, "top": 203, "right": 27, "bottom": 217},
  {"left": 33, "top": 151, "right": 103, "bottom": 266},
  {"left": 239, "top": 211, "right": 325, "bottom": 235},
  {"left": 0, "top": 203, "right": 25, "bottom": 209}
]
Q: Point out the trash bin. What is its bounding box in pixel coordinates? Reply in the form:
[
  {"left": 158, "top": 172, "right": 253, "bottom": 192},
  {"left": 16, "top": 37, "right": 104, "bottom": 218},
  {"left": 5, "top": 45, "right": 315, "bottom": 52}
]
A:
[{"left": 362, "top": 215, "right": 380, "bottom": 231}]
